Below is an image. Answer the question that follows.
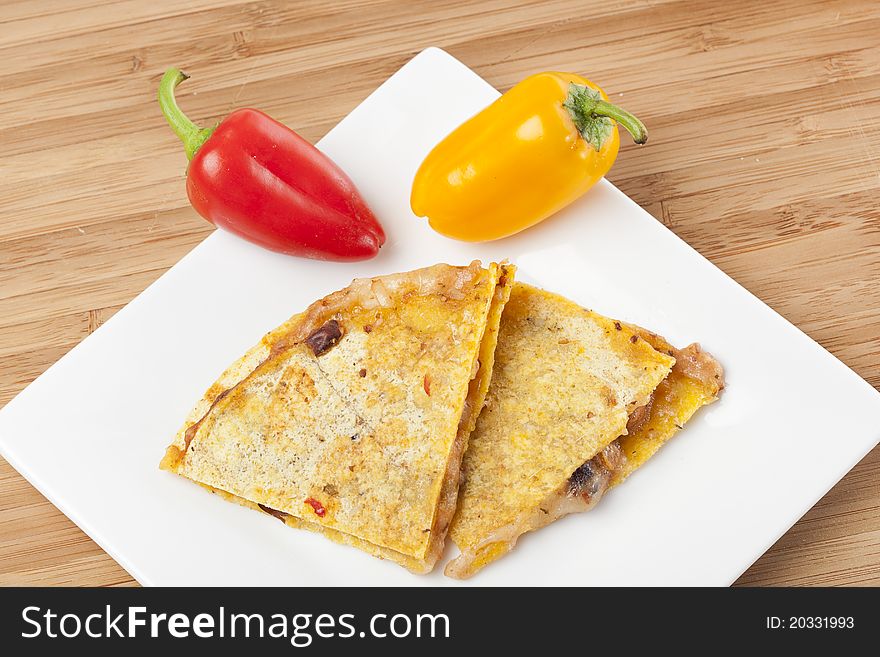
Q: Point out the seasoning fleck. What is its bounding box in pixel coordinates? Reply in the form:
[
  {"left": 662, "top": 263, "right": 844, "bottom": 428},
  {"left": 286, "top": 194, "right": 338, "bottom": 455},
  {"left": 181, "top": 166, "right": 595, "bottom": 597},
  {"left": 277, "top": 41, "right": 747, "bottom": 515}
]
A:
[{"left": 304, "top": 497, "right": 326, "bottom": 518}]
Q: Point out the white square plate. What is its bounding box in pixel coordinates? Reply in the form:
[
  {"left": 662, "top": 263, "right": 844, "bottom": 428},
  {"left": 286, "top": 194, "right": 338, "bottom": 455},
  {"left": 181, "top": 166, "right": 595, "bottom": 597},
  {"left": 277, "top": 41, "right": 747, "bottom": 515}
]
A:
[{"left": 2, "top": 48, "right": 878, "bottom": 586}]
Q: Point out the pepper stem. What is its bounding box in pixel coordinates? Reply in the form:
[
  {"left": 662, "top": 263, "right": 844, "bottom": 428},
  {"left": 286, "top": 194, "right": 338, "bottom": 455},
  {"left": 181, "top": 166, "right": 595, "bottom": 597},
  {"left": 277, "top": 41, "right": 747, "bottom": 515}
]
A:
[
  {"left": 158, "top": 68, "right": 215, "bottom": 160},
  {"left": 563, "top": 83, "right": 648, "bottom": 151}
]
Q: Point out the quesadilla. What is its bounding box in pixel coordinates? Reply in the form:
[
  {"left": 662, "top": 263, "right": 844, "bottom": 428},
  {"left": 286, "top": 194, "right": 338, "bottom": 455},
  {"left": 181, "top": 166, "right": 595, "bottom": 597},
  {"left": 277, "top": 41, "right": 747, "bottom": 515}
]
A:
[
  {"left": 446, "top": 283, "right": 723, "bottom": 578},
  {"left": 161, "top": 261, "right": 514, "bottom": 573}
]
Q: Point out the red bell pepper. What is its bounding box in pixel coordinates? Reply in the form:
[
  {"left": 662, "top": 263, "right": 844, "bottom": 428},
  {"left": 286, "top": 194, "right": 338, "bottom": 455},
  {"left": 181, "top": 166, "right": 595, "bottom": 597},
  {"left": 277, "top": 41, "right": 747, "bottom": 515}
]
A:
[{"left": 158, "top": 68, "right": 385, "bottom": 261}]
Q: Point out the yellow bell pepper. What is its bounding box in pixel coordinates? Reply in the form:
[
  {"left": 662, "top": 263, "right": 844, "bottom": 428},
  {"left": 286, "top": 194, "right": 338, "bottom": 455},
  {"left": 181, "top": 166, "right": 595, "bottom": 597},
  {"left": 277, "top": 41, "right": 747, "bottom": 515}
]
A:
[{"left": 410, "top": 72, "right": 647, "bottom": 242}]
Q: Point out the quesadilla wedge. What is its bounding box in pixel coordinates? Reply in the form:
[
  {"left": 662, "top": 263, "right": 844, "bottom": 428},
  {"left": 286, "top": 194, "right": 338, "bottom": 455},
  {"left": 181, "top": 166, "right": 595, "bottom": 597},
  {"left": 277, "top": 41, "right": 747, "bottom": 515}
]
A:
[
  {"left": 446, "top": 283, "right": 723, "bottom": 579},
  {"left": 161, "top": 261, "right": 514, "bottom": 573}
]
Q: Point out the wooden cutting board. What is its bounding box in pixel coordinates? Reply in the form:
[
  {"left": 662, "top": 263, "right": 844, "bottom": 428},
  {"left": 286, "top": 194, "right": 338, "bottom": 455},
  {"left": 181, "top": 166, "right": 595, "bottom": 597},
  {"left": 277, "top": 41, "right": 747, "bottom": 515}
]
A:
[{"left": 1, "top": 0, "right": 877, "bottom": 586}]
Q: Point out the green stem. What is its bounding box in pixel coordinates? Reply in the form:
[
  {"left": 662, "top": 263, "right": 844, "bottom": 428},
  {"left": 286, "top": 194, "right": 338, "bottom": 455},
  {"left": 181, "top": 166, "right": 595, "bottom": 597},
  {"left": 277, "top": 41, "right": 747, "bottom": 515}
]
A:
[
  {"left": 158, "top": 68, "right": 215, "bottom": 160},
  {"left": 589, "top": 99, "right": 648, "bottom": 145},
  {"left": 563, "top": 83, "right": 648, "bottom": 151}
]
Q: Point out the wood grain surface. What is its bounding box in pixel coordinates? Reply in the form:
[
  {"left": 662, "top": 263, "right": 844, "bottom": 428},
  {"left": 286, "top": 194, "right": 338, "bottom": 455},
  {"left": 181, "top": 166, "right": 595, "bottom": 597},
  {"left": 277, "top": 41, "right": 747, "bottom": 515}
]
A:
[{"left": 1, "top": 0, "right": 878, "bottom": 587}]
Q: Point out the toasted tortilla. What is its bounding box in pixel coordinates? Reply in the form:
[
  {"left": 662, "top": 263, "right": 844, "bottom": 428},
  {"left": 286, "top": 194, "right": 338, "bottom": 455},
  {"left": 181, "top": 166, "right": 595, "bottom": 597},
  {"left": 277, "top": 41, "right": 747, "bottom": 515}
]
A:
[
  {"left": 611, "top": 325, "right": 724, "bottom": 486},
  {"left": 161, "top": 261, "right": 514, "bottom": 573},
  {"left": 447, "top": 283, "right": 676, "bottom": 578}
]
